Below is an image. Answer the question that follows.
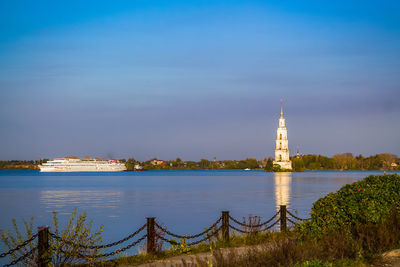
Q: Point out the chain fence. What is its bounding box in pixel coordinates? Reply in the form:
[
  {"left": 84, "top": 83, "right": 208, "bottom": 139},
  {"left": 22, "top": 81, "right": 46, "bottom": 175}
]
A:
[
  {"left": 265, "top": 219, "right": 280, "bottom": 230},
  {"left": 49, "top": 223, "right": 146, "bottom": 249},
  {"left": 228, "top": 211, "right": 280, "bottom": 228},
  {"left": 286, "top": 210, "right": 311, "bottom": 222},
  {"left": 0, "top": 233, "right": 38, "bottom": 258},
  {"left": 3, "top": 247, "right": 37, "bottom": 267},
  {"left": 1, "top": 206, "right": 312, "bottom": 266},
  {"left": 155, "top": 225, "right": 221, "bottom": 247},
  {"left": 53, "top": 234, "right": 147, "bottom": 260},
  {"left": 154, "top": 216, "right": 222, "bottom": 240},
  {"left": 228, "top": 217, "right": 281, "bottom": 234}
]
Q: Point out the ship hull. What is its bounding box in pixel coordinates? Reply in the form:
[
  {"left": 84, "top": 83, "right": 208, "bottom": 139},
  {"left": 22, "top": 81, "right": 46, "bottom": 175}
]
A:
[
  {"left": 39, "top": 167, "right": 126, "bottom": 172},
  {"left": 39, "top": 159, "right": 127, "bottom": 172}
]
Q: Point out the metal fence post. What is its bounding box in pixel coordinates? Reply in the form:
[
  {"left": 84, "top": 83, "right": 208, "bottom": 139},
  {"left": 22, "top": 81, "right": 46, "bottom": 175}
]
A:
[
  {"left": 37, "top": 226, "right": 49, "bottom": 267},
  {"left": 222, "top": 211, "right": 230, "bottom": 243},
  {"left": 280, "top": 205, "right": 287, "bottom": 232},
  {"left": 147, "top": 217, "right": 156, "bottom": 254}
]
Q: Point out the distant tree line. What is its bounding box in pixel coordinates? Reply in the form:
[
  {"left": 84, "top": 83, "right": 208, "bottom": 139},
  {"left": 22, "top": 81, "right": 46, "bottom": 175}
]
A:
[
  {"left": 290, "top": 153, "right": 399, "bottom": 172},
  {"left": 0, "top": 160, "right": 41, "bottom": 170},
  {"left": 123, "top": 157, "right": 261, "bottom": 171},
  {"left": 0, "top": 153, "right": 398, "bottom": 171},
  {"left": 124, "top": 153, "right": 399, "bottom": 171}
]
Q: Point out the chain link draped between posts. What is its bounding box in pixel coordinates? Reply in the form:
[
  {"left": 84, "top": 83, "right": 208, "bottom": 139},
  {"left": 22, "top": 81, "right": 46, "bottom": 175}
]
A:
[
  {"left": 186, "top": 226, "right": 221, "bottom": 247},
  {"left": 53, "top": 234, "right": 147, "bottom": 259},
  {"left": 92, "top": 234, "right": 146, "bottom": 258},
  {"left": 287, "top": 217, "right": 297, "bottom": 225},
  {"left": 265, "top": 219, "right": 280, "bottom": 230},
  {"left": 49, "top": 223, "right": 146, "bottom": 250},
  {"left": 154, "top": 216, "right": 222, "bottom": 240},
  {"left": 228, "top": 223, "right": 250, "bottom": 234},
  {"left": 0, "top": 233, "right": 38, "bottom": 258},
  {"left": 228, "top": 211, "right": 280, "bottom": 229},
  {"left": 286, "top": 210, "right": 310, "bottom": 221},
  {"left": 3, "top": 246, "right": 37, "bottom": 267},
  {"left": 155, "top": 225, "right": 221, "bottom": 247},
  {"left": 228, "top": 218, "right": 281, "bottom": 234}
]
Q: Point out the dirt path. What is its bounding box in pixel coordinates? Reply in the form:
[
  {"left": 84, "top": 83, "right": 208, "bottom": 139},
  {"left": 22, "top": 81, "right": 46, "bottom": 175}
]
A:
[
  {"left": 374, "top": 249, "right": 400, "bottom": 267},
  {"left": 121, "top": 244, "right": 268, "bottom": 267},
  {"left": 122, "top": 246, "right": 400, "bottom": 267}
]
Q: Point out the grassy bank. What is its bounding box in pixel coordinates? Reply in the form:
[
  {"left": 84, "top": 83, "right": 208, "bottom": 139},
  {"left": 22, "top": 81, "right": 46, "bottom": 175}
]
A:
[
  {"left": 102, "top": 231, "right": 293, "bottom": 266},
  {"left": 104, "top": 211, "right": 400, "bottom": 266},
  {"left": 197, "top": 211, "right": 400, "bottom": 266}
]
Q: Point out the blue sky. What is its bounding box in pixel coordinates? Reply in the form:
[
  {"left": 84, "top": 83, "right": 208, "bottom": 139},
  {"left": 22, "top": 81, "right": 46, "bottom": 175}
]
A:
[{"left": 0, "top": 0, "right": 399, "bottom": 160}]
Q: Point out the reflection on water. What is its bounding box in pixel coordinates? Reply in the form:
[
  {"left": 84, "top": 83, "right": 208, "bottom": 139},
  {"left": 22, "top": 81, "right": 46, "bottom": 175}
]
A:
[
  {"left": 274, "top": 172, "right": 292, "bottom": 210},
  {"left": 40, "top": 190, "right": 122, "bottom": 217}
]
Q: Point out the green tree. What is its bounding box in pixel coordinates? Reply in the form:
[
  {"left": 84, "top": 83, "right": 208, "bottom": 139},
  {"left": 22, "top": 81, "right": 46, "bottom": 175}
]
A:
[
  {"left": 332, "top": 153, "right": 354, "bottom": 170},
  {"left": 185, "top": 161, "right": 198, "bottom": 170},
  {"left": 125, "top": 158, "right": 138, "bottom": 171},
  {"left": 292, "top": 157, "right": 305, "bottom": 171},
  {"left": 244, "top": 158, "right": 259, "bottom": 169},
  {"left": 377, "top": 153, "right": 397, "bottom": 170},
  {"left": 224, "top": 160, "right": 237, "bottom": 169},
  {"left": 199, "top": 159, "right": 211, "bottom": 169},
  {"left": 265, "top": 158, "right": 274, "bottom": 172}
]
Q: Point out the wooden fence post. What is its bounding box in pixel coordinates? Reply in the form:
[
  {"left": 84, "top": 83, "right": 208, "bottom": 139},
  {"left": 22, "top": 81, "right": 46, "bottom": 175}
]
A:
[
  {"left": 37, "top": 226, "right": 49, "bottom": 267},
  {"left": 280, "top": 205, "right": 287, "bottom": 232},
  {"left": 147, "top": 217, "right": 156, "bottom": 254},
  {"left": 222, "top": 211, "right": 230, "bottom": 243}
]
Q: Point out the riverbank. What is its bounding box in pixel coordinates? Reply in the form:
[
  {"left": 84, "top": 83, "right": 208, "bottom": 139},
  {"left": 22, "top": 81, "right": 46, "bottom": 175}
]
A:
[{"left": 121, "top": 245, "right": 400, "bottom": 267}]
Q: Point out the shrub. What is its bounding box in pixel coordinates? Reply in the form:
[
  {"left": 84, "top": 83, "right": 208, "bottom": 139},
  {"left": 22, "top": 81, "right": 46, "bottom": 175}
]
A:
[
  {"left": 0, "top": 217, "right": 38, "bottom": 266},
  {"left": 298, "top": 174, "right": 400, "bottom": 236},
  {"left": 50, "top": 208, "right": 104, "bottom": 265},
  {"left": 0, "top": 208, "right": 104, "bottom": 266}
]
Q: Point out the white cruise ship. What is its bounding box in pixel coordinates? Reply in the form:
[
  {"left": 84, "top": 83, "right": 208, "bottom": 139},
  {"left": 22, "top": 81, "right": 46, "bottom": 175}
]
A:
[{"left": 39, "top": 157, "right": 127, "bottom": 172}]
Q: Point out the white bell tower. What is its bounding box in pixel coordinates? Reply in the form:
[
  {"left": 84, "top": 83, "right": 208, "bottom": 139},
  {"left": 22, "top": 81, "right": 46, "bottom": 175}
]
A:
[{"left": 273, "top": 99, "right": 292, "bottom": 170}]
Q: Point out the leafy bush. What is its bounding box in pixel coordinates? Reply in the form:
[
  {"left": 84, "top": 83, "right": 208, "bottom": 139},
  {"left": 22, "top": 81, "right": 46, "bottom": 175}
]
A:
[
  {"left": 0, "top": 217, "right": 38, "bottom": 266},
  {"left": 50, "top": 208, "right": 104, "bottom": 265},
  {"left": 0, "top": 208, "right": 104, "bottom": 266},
  {"left": 298, "top": 174, "right": 400, "bottom": 235}
]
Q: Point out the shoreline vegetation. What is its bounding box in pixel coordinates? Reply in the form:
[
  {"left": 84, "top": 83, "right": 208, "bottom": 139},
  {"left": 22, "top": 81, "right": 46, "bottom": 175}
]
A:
[
  {"left": 1, "top": 174, "right": 399, "bottom": 266},
  {"left": 0, "top": 153, "right": 399, "bottom": 172}
]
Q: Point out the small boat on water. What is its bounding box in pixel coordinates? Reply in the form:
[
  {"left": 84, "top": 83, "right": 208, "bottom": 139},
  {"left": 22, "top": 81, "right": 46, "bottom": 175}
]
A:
[
  {"left": 134, "top": 164, "right": 147, "bottom": 171},
  {"left": 244, "top": 168, "right": 251, "bottom": 171}
]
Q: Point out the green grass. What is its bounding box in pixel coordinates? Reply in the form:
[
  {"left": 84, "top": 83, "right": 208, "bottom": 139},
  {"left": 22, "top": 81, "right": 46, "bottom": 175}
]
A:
[
  {"left": 105, "top": 209, "right": 400, "bottom": 267},
  {"left": 103, "top": 230, "right": 292, "bottom": 266},
  {"left": 293, "top": 258, "right": 368, "bottom": 267}
]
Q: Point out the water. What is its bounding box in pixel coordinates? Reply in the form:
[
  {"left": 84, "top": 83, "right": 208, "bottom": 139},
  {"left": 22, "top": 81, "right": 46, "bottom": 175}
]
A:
[{"left": 0, "top": 170, "right": 398, "bottom": 257}]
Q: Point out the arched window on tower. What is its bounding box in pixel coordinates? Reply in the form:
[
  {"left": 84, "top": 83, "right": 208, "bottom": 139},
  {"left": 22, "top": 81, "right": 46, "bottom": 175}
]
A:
[
  {"left": 279, "top": 154, "right": 282, "bottom": 161},
  {"left": 279, "top": 142, "right": 282, "bottom": 149},
  {"left": 280, "top": 134, "right": 282, "bottom": 139}
]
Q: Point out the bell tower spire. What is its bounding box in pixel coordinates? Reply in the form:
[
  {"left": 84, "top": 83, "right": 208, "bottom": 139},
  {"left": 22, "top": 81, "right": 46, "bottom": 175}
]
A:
[{"left": 280, "top": 98, "right": 283, "bottom": 117}]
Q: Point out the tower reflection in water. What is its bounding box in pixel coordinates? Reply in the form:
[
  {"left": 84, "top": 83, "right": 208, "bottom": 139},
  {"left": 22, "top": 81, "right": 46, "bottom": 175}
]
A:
[{"left": 274, "top": 172, "right": 292, "bottom": 211}]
